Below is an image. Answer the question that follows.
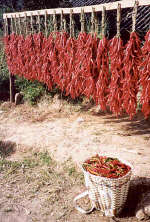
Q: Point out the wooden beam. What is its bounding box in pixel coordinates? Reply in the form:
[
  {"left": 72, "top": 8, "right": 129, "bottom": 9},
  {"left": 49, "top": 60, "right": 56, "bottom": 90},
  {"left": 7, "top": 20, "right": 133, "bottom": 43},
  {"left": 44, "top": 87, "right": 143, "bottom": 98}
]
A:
[{"left": 3, "top": 0, "right": 150, "bottom": 19}]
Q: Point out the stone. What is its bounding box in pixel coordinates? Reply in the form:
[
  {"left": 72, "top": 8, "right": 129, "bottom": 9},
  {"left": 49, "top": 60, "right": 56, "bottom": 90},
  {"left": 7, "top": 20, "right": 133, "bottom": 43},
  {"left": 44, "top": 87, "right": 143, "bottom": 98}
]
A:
[
  {"left": 136, "top": 192, "right": 150, "bottom": 221},
  {"left": 15, "top": 93, "right": 23, "bottom": 105}
]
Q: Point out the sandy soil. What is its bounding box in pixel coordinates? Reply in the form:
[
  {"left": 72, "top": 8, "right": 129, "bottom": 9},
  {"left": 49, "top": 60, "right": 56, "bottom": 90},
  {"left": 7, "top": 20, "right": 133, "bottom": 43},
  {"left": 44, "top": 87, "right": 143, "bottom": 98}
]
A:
[{"left": 0, "top": 100, "right": 150, "bottom": 222}]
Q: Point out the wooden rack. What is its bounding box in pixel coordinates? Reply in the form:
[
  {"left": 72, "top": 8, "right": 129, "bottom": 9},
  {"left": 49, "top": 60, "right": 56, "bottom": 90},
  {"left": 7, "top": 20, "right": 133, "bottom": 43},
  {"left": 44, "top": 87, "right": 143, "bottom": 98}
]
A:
[{"left": 3, "top": 0, "right": 150, "bottom": 19}]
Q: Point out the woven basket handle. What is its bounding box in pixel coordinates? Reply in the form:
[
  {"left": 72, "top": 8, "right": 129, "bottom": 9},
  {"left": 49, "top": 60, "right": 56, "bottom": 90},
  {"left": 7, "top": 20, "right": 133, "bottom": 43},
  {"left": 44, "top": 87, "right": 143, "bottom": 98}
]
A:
[{"left": 73, "top": 190, "right": 95, "bottom": 214}]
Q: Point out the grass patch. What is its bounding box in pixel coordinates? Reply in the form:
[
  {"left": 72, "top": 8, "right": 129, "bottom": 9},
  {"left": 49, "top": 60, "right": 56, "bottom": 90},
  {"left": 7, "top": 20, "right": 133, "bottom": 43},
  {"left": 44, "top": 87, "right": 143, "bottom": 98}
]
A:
[{"left": 0, "top": 151, "right": 85, "bottom": 221}]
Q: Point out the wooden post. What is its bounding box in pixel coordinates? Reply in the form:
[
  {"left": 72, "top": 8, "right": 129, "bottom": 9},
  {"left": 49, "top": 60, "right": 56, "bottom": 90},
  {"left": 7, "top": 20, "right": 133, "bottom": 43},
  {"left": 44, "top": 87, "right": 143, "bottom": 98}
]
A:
[
  {"left": 6, "top": 17, "right": 16, "bottom": 103},
  {"left": 9, "top": 74, "right": 15, "bottom": 103}
]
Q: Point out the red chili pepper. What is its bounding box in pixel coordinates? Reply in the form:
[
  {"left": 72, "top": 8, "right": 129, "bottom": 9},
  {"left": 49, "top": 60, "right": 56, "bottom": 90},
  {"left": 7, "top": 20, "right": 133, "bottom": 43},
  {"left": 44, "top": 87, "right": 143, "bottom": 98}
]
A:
[
  {"left": 95, "top": 37, "right": 110, "bottom": 111},
  {"left": 108, "top": 37, "right": 125, "bottom": 116},
  {"left": 122, "top": 32, "right": 142, "bottom": 119},
  {"left": 139, "top": 30, "right": 150, "bottom": 119}
]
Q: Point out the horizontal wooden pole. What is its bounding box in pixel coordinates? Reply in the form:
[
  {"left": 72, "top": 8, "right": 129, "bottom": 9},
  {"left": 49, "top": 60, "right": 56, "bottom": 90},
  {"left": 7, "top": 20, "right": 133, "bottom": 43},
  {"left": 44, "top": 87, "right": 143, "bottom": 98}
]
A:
[{"left": 3, "top": 0, "right": 150, "bottom": 19}]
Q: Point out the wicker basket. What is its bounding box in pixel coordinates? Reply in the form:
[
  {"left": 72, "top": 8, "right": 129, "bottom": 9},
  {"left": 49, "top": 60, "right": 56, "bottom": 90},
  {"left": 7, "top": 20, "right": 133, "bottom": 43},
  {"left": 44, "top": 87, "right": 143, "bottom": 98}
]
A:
[{"left": 74, "top": 156, "right": 133, "bottom": 217}]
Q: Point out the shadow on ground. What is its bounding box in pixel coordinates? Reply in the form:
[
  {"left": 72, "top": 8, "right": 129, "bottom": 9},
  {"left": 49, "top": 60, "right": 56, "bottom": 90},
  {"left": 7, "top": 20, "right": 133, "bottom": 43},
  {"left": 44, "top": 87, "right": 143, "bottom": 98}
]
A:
[
  {"left": 0, "top": 140, "right": 16, "bottom": 158},
  {"left": 93, "top": 110, "right": 150, "bottom": 136},
  {"left": 119, "top": 177, "right": 150, "bottom": 218}
]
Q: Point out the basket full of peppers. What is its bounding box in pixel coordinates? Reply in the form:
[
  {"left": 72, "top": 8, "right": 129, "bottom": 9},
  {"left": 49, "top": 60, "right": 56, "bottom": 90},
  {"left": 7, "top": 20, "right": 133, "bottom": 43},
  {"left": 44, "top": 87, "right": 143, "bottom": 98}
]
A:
[
  {"left": 82, "top": 155, "right": 131, "bottom": 179},
  {"left": 74, "top": 154, "right": 133, "bottom": 217}
]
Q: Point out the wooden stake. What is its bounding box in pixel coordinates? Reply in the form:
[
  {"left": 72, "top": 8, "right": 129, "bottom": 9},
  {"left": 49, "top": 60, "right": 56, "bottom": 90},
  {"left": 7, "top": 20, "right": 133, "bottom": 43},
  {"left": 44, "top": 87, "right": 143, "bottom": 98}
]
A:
[
  {"left": 101, "top": 6, "right": 106, "bottom": 38},
  {"left": 117, "top": 3, "right": 121, "bottom": 37},
  {"left": 132, "top": 0, "right": 139, "bottom": 32},
  {"left": 9, "top": 74, "right": 15, "bottom": 103}
]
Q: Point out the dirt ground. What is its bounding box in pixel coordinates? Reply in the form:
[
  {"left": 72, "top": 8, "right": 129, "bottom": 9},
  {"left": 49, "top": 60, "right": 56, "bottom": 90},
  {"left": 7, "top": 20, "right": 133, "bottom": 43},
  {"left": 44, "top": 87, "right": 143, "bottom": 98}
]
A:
[{"left": 0, "top": 99, "right": 150, "bottom": 222}]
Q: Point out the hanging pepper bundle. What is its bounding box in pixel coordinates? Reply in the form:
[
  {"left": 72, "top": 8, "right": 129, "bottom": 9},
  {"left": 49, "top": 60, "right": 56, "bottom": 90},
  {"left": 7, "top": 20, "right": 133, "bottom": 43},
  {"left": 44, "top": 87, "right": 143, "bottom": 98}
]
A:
[
  {"left": 108, "top": 37, "right": 125, "bottom": 116},
  {"left": 74, "top": 32, "right": 88, "bottom": 97},
  {"left": 82, "top": 33, "right": 99, "bottom": 100},
  {"left": 122, "top": 32, "right": 142, "bottom": 119},
  {"left": 65, "top": 32, "right": 88, "bottom": 98},
  {"left": 83, "top": 154, "right": 131, "bottom": 178},
  {"left": 65, "top": 36, "right": 78, "bottom": 99},
  {"left": 41, "top": 33, "right": 54, "bottom": 90},
  {"left": 17, "top": 34, "right": 26, "bottom": 77},
  {"left": 56, "top": 32, "right": 69, "bottom": 92},
  {"left": 50, "top": 32, "right": 62, "bottom": 87},
  {"left": 107, "top": 5, "right": 125, "bottom": 116},
  {"left": 32, "top": 32, "right": 44, "bottom": 82},
  {"left": 95, "top": 36, "right": 110, "bottom": 110},
  {"left": 22, "top": 34, "right": 35, "bottom": 80},
  {"left": 4, "top": 33, "right": 20, "bottom": 75},
  {"left": 140, "top": 30, "right": 150, "bottom": 118}
]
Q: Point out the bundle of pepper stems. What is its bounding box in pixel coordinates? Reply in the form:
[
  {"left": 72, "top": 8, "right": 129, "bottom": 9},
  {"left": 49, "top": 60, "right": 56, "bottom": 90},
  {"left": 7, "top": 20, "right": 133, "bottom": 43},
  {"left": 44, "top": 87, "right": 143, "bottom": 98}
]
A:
[
  {"left": 4, "top": 29, "right": 150, "bottom": 119},
  {"left": 82, "top": 154, "right": 131, "bottom": 179}
]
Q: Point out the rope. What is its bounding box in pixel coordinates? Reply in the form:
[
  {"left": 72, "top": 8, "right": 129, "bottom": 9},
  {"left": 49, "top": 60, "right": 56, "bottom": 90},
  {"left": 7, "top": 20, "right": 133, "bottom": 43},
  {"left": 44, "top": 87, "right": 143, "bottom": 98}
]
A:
[
  {"left": 91, "top": 7, "right": 95, "bottom": 34},
  {"left": 10, "top": 15, "right": 14, "bottom": 33},
  {"left": 61, "top": 10, "right": 67, "bottom": 32},
  {"left": 24, "top": 13, "right": 28, "bottom": 36},
  {"left": 4, "top": 16, "right": 8, "bottom": 36},
  {"left": 37, "top": 11, "right": 41, "bottom": 33},
  {"left": 70, "top": 9, "right": 75, "bottom": 37},
  {"left": 53, "top": 10, "right": 57, "bottom": 32},
  {"left": 116, "top": 3, "right": 121, "bottom": 37},
  {"left": 132, "top": 0, "right": 139, "bottom": 32},
  {"left": 80, "top": 8, "right": 85, "bottom": 32},
  {"left": 101, "top": 6, "right": 106, "bottom": 38},
  {"left": 18, "top": 14, "right": 22, "bottom": 35},
  {"left": 14, "top": 15, "right": 18, "bottom": 34},
  {"left": 45, "top": 10, "right": 48, "bottom": 37},
  {"left": 30, "top": 13, "right": 34, "bottom": 34}
]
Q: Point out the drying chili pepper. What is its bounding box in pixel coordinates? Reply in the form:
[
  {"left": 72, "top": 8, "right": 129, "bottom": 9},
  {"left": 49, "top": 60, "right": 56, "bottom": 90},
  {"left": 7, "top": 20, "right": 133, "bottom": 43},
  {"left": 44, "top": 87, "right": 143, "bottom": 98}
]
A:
[
  {"left": 139, "top": 30, "right": 150, "bottom": 119},
  {"left": 82, "top": 33, "right": 99, "bottom": 100},
  {"left": 23, "top": 34, "right": 34, "bottom": 80},
  {"left": 4, "top": 33, "right": 20, "bottom": 75},
  {"left": 96, "top": 37, "right": 110, "bottom": 111},
  {"left": 56, "top": 32, "right": 69, "bottom": 92},
  {"left": 65, "top": 36, "right": 78, "bottom": 99},
  {"left": 83, "top": 155, "right": 131, "bottom": 178},
  {"left": 108, "top": 36, "right": 125, "bottom": 116},
  {"left": 41, "top": 33, "right": 54, "bottom": 90},
  {"left": 122, "top": 32, "right": 142, "bottom": 119}
]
